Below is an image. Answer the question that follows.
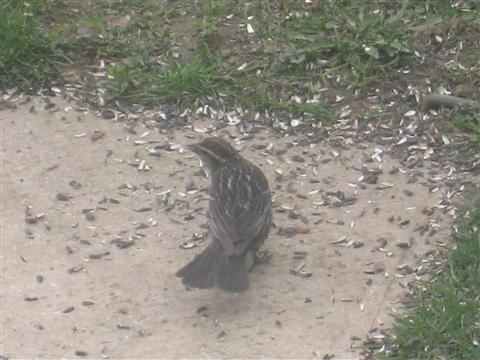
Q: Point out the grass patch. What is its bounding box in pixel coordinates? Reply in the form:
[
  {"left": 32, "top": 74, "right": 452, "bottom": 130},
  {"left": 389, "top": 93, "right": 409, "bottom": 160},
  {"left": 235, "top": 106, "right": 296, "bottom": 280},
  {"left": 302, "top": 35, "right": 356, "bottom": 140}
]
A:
[
  {"left": 194, "top": 0, "right": 235, "bottom": 37},
  {"left": 445, "top": 104, "right": 480, "bottom": 150},
  {"left": 384, "top": 201, "right": 480, "bottom": 359},
  {"left": 0, "top": 1, "right": 65, "bottom": 89},
  {"left": 106, "top": 54, "right": 221, "bottom": 107},
  {"left": 274, "top": 1, "right": 414, "bottom": 85},
  {"left": 1, "top": 0, "right": 478, "bottom": 123}
]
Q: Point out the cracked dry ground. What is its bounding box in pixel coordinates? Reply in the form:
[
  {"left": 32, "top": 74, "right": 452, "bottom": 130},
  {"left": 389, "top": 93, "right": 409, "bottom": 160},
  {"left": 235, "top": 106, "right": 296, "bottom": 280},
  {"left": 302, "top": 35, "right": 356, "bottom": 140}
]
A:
[{"left": 1, "top": 97, "right": 476, "bottom": 359}]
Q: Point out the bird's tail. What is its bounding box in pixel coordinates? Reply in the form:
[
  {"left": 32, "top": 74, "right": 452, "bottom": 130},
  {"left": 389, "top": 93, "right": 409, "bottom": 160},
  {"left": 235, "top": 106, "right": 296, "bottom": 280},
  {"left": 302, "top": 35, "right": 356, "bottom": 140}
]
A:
[{"left": 175, "top": 244, "right": 248, "bottom": 292}]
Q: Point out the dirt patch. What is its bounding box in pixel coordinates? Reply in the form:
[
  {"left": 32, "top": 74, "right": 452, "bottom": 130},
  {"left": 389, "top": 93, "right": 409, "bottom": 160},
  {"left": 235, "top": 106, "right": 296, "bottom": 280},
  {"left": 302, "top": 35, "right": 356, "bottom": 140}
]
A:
[{"left": 1, "top": 97, "right": 474, "bottom": 359}]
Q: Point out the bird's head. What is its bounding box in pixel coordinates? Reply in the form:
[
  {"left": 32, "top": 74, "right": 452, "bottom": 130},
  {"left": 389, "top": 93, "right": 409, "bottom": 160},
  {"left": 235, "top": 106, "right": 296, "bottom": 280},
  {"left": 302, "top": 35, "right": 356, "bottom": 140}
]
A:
[{"left": 188, "top": 137, "right": 240, "bottom": 170}]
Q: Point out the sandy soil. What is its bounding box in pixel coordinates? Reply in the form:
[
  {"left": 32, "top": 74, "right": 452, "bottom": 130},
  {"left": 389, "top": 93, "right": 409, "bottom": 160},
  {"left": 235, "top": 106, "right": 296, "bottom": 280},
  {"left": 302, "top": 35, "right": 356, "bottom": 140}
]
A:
[{"left": 0, "top": 97, "right": 468, "bottom": 359}]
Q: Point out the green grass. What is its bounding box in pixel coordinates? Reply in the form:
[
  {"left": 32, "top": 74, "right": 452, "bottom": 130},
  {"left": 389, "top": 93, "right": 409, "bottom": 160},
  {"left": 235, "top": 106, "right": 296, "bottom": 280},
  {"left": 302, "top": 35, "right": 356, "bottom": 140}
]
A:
[
  {"left": 274, "top": 1, "right": 414, "bottom": 85},
  {"left": 0, "top": 1, "right": 65, "bottom": 89},
  {"left": 445, "top": 105, "right": 480, "bottom": 150},
  {"left": 384, "top": 202, "right": 480, "bottom": 359},
  {"left": 194, "top": 0, "right": 234, "bottom": 37},
  {"left": 2, "top": 0, "right": 478, "bottom": 121},
  {"left": 106, "top": 51, "right": 221, "bottom": 106},
  {"left": 438, "top": 104, "right": 480, "bottom": 164}
]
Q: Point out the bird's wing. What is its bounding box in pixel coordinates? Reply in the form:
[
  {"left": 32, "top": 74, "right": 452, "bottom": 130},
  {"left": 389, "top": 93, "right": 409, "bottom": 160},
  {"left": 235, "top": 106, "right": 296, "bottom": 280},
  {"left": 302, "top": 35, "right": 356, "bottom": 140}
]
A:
[
  {"left": 231, "top": 186, "right": 272, "bottom": 255},
  {"left": 209, "top": 164, "right": 271, "bottom": 256}
]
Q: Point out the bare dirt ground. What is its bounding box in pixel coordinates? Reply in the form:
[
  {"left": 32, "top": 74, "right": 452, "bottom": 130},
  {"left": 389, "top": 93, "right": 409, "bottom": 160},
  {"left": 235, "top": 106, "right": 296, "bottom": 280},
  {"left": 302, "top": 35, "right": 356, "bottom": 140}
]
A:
[{"left": 1, "top": 97, "right": 474, "bottom": 359}]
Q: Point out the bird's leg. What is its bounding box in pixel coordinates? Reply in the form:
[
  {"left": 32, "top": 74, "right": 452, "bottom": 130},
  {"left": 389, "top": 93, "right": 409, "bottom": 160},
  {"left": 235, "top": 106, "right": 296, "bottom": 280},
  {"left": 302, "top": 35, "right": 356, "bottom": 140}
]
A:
[
  {"left": 254, "top": 250, "right": 270, "bottom": 264},
  {"left": 249, "top": 250, "right": 271, "bottom": 271}
]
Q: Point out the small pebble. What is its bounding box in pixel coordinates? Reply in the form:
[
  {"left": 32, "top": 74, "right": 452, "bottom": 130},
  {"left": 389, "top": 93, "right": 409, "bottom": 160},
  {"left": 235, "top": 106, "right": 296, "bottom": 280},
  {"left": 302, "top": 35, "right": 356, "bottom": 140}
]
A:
[
  {"left": 56, "top": 193, "right": 69, "bottom": 201},
  {"left": 399, "top": 219, "right": 410, "bottom": 227},
  {"left": 292, "top": 155, "right": 305, "bottom": 162},
  {"left": 69, "top": 180, "right": 82, "bottom": 189},
  {"left": 196, "top": 305, "right": 208, "bottom": 313},
  {"left": 101, "top": 110, "right": 115, "bottom": 119},
  {"left": 396, "top": 240, "right": 412, "bottom": 249},
  {"left": 63, "top": 306, "right": 75, "bottom": 314},
  {"left": 377, "top": 237, "right": 388, "bottom": 248},
  {"left": 117, "top": 324, "right": 131, "bottom": 330},
  {"left": 85, "top": 212, "right": 95, "bottom": 221}
]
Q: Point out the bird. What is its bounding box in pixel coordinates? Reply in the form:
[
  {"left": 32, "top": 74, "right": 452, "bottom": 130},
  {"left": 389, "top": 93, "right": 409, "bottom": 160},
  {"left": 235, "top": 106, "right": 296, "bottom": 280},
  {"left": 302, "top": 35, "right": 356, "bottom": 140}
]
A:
[{"left": 176, "top": 137, "right": 272, "bottom": 292}]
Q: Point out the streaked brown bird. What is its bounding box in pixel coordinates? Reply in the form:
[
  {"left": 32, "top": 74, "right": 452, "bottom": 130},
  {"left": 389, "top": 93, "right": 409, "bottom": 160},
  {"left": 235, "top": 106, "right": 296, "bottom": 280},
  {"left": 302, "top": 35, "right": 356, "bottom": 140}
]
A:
[{"left": 176, "top": 137, "right": 272, "bottom": 292}]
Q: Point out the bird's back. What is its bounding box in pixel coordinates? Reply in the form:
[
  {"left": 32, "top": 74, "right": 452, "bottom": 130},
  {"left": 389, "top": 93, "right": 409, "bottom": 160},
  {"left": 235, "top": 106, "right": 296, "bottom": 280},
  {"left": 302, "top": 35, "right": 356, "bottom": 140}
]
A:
[{"left": 209, "top": 159, "right": 272, "bottom": 256}]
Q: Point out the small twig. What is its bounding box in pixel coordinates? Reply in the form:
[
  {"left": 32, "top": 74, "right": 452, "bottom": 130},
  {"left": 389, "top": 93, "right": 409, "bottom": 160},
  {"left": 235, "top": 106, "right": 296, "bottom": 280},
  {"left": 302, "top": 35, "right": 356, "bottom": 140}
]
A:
[{"left": 420, "top": 93, "right": 480, "bottom": 112}]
